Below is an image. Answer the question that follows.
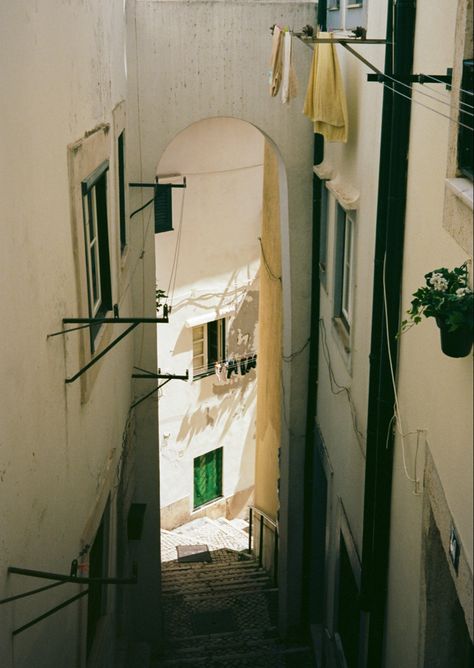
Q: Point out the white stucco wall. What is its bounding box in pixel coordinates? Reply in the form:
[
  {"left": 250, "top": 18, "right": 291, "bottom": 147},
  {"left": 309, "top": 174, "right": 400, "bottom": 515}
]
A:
[
  {"left": 384, "top": 0, "right": 473, "bottom": 664},
  {"left": 127, "top": 0, "right": 316, "bottom": 632},
  {"left": 0, "top": 1, "right": 160, "bottom": 665},
  {"left": 154, "top": 118, "right": 262, "bottom": 524}
]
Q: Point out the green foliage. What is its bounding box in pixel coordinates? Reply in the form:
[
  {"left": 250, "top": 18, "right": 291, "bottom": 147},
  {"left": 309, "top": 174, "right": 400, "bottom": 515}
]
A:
[
  {"left": 401, "top": 263, "right": 473, "bottom": 333},
  {"left": 156, "top": 287, "right": 168, "bottom": 311}
]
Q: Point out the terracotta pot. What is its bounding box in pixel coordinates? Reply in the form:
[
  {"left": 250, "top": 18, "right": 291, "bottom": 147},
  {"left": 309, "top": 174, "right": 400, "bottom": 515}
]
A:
[{"left": 435, "top": 318, "right": 473, "bottom": 358}]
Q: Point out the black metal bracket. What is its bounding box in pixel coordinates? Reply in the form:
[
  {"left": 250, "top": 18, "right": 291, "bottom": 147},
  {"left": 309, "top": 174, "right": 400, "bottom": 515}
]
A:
[
  {"left": 47, "top": 307, "right": 170, "bottom": 384},
  {"left": 130, "top": 368, "right": 189, "bottom": 409},
  {"left": 8, "top": 563, "right": 138, "bottom": 586},
  {"left": 132, "top": 367, "right": 189, "bottom": 380},
  {"left": 5, "top": 564, "right": 137, "bottom": 637},
  {"left": 129, "top": 177, "right": 187, "bottom": 189},
  {"left": 368, "top": 69, "right": 452, "bottom": 90}
]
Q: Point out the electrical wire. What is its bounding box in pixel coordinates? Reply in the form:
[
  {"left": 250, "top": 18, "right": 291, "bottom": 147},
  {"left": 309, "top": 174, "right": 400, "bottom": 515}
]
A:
[
  {"left": 282, "top": 337, "right": 310, "bottom": 362},
  {"left": 382, "top": 252, "right": 422, "bottom": 494},
  {"left": 166, "top": 188, "right": 186, "bottom": 309},
  {"left": 171, "top": 163, "right": 264, "bottom": 178},
  {"left": 319, "top": 319, "right": 365, "bottom": 451},
  {"left": 130, "top": 195, "right": 154, "bottom": 219},
  {"left": 258, "top": 237, "right": 281, "bottom": 282}
]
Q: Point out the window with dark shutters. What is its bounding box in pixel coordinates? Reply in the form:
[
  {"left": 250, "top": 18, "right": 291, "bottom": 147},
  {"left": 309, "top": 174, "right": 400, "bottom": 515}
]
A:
[
  {"left": 458, "top": 59, "right": 473, "bottom": 180},
  {"left": 154, "top": 184, "right": 173, "bottom": 233}
]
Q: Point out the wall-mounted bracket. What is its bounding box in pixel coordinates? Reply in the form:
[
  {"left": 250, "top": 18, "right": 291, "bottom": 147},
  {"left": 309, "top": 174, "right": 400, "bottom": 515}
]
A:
[
  {"left": 132, "top": 367, "right": 189, "bottom": 380},
  {"left": 130, "top": 367, "right": 189, "bottom": 409},
  {"left": 129, "top": 177, "right": 187, "bottom": 189},
  {"left": 368, "top": 69, "right": 452, "bottom": 90},
  {"left": 47, "top": 309, "right": 170, "bottom": 384},
  {"left": 5, "top": 564, "right": 137, "bottom": 637}
]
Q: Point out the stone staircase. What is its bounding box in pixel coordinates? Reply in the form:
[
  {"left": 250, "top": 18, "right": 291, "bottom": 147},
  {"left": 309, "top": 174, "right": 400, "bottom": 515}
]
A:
[{"left": 152, "top": 517, "right": 315, "bottom": 667}]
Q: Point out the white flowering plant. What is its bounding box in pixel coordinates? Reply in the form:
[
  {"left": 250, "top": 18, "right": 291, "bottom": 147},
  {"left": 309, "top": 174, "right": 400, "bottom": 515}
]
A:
[{"left": 401, "top": 263, "right": 473, "bottom": 333}]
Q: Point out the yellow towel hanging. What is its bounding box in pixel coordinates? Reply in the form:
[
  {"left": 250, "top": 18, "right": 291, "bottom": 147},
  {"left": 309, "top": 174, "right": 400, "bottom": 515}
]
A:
[{"left": 303, "top": 32, "right": 348, "bottom": 142}]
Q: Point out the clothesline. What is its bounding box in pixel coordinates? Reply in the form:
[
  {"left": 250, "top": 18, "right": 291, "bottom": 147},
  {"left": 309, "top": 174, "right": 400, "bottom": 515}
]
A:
[{"left": 214, "top": 355, "right": 257, "bottom": 380}]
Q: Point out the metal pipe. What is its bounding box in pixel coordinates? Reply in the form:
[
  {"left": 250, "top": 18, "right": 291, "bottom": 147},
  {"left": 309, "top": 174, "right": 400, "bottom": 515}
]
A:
[
  {"left": 12, "top": 590, "right": 89, "bottom": 637},
  {"left": 65, "top": 323, "right": 139, "bottom": 383},
  {"left": 301, "top": 133, "right": 324, "bottom": 624},
  {"left": 258, "top": 515, "right": 264, "bottom": 568},
  {"left": 63, "top": 317, "right": 169, "bottom": 324},
  {"left": 0, "top": 580, "right": 65, "bottom": 606},
  {"left": 273, "top": 529, "right": 279, "bottom": 587},
  {"left": 248, "top": 507, "right": 253, "bottom": 554},
  {"left": 8, "top": 566, "right": 137, "bottom": 585},
  {"left": 247, "top": 505, "right": 278, "bottom": 531},
  {"left": 132, "top": 372, "right": 189, "bottom": 380}
]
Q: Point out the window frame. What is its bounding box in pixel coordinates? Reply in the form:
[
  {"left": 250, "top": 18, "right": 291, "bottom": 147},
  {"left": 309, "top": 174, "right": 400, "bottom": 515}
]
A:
[
  {"left": 319, "top": 183, "right": 329, "bottom": 290},
  {"left": 117, "top": 130, "right": 127, "bottom": 252},
  {"left": 334, "top": 203, "right": 355, "bottom": 333},
  {"left": 81, "top": 160, "right": 112, "bottom": 352},
  {"left": 457, "top": 59, "right": 473, "bottom": 181},
  {"left": 192, "top": 318, "right": 226, "bottom": 379}
]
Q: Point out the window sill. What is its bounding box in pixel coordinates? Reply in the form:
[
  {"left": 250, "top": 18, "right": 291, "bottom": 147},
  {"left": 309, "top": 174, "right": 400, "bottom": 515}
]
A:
[
  {"left": 347, "top": 3, "right": 363, "bottom": 8},
  {"left": 331, "top": 317, "right": 353, "bottom": 375},
  {"left": 445, "top": 177, "right": 474, "bottom": 211},
  {"left": 332, "top": 317, "right": 351, "bottom": 354}
]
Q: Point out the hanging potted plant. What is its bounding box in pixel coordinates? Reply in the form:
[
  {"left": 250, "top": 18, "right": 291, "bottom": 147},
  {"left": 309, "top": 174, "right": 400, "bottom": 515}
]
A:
[{"left": 401, "top": 263, "right": 473, "bottom": 358}]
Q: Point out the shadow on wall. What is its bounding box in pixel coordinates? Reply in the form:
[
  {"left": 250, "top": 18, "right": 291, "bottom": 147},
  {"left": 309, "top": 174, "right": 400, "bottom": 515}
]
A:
[
  {"left": 176, "top": 379, "right": 256, "bottom": 447},
  {"left": 174, "top": 274, "right": 259, "bottom": 447},
  {"left": 169, "top": 273, "right": 259, "bottom": 359}
]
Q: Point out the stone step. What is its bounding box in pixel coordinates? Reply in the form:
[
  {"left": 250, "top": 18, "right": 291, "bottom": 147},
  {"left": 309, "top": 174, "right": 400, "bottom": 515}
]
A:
[
  {"left": 160, "top": 635, "right": 288, "bottom": 658},
  {"left": 211, "top": 517, "right": 250, "bottom": 541},
  {"left": 162, "top": 577, "right": 272, "bottom": 593},
  {"left": 162, "top": 626, "right": 279, "bottom": 650},
  {"left": 162, "top": 561, "right": 266, "bottom": 579},
  {"left": 162, "top": 557, "right": 260, "bottom": 575},
  {"left": 162, "top": 579, "right": 275, "bottom": 599},
  {"left": 153, "top": 644, "right": 314, "bottom": 667},
  {"left": 162, "top": 567, "right": 269, "bottom": 586}
]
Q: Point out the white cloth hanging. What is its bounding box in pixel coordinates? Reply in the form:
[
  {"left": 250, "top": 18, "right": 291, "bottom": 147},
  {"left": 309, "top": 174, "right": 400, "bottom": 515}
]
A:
[{"left": 281, "top": 31, "right": 298, "bottom": 103}]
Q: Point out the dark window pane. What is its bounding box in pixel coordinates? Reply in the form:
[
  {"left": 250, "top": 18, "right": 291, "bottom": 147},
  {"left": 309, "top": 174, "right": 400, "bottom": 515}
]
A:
[{"left": 118, "top": 132, "right": 126, "bottom": 251}]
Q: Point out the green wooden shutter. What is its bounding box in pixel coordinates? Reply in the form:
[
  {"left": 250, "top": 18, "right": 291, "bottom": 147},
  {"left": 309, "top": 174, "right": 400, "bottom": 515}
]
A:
[{"left": 193, "top": 448, "right": 223, "bottom": 508}]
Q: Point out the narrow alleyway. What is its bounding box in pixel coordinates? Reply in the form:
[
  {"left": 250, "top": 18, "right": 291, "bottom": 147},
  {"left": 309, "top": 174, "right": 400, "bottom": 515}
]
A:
[{"left": 153, "top": 518, "right": 315, "bottom": 667}]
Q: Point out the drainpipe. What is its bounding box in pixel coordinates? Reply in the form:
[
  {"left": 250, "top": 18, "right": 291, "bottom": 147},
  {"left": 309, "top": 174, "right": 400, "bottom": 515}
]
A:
[
  {"left": 301, "top": 133, "right": 324, "bottom": 627},
  {"left": 360, "top": 1, "right": 416, "bottom": 666}
]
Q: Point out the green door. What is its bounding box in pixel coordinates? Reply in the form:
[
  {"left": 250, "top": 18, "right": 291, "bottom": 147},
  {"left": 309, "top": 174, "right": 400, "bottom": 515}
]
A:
[{"left": 193, "top": 448, "right": 223, "bottom": 508}]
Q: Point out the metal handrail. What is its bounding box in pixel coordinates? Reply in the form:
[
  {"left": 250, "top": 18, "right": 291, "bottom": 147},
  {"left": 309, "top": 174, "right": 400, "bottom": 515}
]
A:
[{"left": 248, "top": 506, "right": 279, "bottom": 585}]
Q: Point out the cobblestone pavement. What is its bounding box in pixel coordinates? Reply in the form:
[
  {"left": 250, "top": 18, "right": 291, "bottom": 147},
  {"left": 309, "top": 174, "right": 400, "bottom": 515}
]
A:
[{"left": 153, "top": 518, "right": 315, "bottom": 667}]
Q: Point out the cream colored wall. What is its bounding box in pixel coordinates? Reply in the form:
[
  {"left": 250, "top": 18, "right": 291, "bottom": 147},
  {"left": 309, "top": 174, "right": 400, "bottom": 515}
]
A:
[
  {"left": 0, "top": 1, "right": 159, "bottom": 666},
  {"left": 384, "top": 0, "right": 473, "bottom": 663},
  {"left": 154, "top": 118, "right": 262, "bottom": 526},
  {"left": 254, "top": 141, "right": 283, "bottom": 521},
  {"left": 127, "top": 0, "right": 316, "bottom": 633},
  {"left": 314, "top": 6, "right": 387, "bottom": 633}
]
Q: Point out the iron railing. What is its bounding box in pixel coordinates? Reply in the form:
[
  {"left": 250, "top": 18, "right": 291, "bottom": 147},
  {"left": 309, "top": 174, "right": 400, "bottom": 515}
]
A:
[{"left": 248, "top": 506, "right": 278, "bottom": 585}]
